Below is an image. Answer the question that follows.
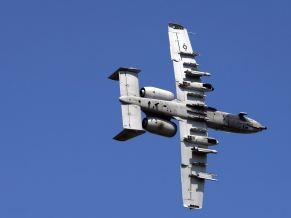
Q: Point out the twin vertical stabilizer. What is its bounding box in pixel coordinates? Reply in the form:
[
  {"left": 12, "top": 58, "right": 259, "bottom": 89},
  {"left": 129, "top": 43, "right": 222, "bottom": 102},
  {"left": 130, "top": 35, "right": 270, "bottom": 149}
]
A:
[{"left": 108, "top": 67, "right": 145, "bottom": 141}]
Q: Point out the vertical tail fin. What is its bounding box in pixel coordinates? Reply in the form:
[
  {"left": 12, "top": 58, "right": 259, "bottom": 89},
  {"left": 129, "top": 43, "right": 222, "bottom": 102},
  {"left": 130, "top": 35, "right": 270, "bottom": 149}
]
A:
[
  {"left": 109, "top": 67, "right": 146, "bottom": 141},
  {"left": 108, "top": 67, "right": 141, "bottom": 97}
]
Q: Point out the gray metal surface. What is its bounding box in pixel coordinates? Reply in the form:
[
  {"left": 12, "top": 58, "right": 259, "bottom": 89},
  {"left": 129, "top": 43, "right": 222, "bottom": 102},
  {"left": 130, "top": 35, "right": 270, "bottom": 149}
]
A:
[
  {"left": 168, "top": 23, "right": 213, "bottom": 209},
  {"left": 113, "top": 128, "right": 145, "bottom": 141},
  {"left": 108, "top": 23, "right": 266, "bottom": 210},
  {"left": 110, "top": 68, "right": 145, "bottom": 141}
]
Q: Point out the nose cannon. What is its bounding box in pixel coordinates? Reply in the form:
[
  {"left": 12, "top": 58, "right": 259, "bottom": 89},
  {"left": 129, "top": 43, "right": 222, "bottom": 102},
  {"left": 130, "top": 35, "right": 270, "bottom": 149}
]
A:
[{"left": 238, "top": 112, "right": 267, "bottom": 132}]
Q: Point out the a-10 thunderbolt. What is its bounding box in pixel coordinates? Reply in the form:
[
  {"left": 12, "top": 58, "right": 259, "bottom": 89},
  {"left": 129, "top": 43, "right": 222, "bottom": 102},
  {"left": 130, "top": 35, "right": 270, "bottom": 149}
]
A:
[{"left": 108, "top": 23, "right": 267, "bottom": 210}]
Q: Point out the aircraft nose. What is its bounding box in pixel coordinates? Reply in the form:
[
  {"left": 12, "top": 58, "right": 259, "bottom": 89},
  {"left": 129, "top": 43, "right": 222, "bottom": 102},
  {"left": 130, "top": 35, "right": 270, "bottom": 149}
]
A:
[{"left": 248, "top": 118, "right": 267, "bottom": 131}]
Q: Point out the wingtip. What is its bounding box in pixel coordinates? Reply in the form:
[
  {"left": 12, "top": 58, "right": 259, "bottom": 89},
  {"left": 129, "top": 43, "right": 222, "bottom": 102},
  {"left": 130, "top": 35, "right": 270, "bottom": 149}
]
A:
[
  {"left": 168, "top": 23, "right": 185, "bottom": 29},
  {"left": 183, "top": 204, "right": 202, "bottom": 210}
]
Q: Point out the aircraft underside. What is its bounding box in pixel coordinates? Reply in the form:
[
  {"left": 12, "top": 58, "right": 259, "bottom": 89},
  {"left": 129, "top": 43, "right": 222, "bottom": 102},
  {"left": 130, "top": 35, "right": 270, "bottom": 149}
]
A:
[{"left": 108, "top": 23, "right": 266, "bottom": 210}]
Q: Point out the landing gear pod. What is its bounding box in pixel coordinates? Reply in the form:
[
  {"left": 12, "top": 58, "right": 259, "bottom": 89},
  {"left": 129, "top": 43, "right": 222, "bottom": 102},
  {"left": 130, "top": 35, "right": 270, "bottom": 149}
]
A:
[
  {"left": 184, "top": 135, "right": 219, "bottom": 146},
  {"left": 142, "top": 117, "right": 177, "bottom": 137}
]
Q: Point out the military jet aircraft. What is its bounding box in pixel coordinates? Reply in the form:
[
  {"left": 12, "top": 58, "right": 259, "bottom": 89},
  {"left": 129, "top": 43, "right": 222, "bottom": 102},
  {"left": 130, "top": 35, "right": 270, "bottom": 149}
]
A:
[{"left": 108, "top": 23, "right": 266, "bottom": 210}]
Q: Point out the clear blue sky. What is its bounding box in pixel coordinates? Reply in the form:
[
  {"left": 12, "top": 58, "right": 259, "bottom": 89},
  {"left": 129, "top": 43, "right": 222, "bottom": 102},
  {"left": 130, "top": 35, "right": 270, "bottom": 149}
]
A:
[{"left": 1, "top": 0, "right": 290, "bottom": 217}]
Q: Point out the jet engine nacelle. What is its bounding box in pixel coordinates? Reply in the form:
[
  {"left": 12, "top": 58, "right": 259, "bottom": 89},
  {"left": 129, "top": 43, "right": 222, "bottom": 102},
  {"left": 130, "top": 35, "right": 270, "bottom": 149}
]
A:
[
  {"left": 140, "top": 87, "right": 174, "bottom": 101},
  {"left": 142, "top": 117, "right": 177, "bottom": 137}
]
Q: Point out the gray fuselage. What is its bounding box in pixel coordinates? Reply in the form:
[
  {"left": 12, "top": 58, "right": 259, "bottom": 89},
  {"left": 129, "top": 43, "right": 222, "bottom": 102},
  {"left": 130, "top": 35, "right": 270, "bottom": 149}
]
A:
[{"left": 119, "top": 96, "right": 266, "bottom": 134}]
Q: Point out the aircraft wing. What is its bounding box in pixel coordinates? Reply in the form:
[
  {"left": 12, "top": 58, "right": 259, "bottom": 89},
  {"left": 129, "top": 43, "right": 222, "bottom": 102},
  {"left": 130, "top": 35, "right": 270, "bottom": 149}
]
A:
[
  {"left": 168, "top": 23, "right": 217, "bottom": 209},
  {"left": 178, "top": 118, "right": 217, "bottom": 209},
  {"left": 168, "top": 23, "right": 211, "bottom": 102}
]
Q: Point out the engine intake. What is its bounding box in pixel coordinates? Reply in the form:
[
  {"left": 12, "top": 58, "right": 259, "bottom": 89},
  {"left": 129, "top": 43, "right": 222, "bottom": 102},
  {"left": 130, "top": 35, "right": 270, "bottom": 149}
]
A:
[
  {"left": 142, "top": 117, "right": 177, "bottom": 137},
  {"left": 140, "top": 87, "right": 174, "bottom": 101}
]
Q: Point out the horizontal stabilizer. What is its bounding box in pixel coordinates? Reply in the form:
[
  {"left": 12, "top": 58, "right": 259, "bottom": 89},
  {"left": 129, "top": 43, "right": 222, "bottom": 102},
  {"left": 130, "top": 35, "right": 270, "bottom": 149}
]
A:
[{"left": 113, "top": 128, "right": 146, "bottom": 141}]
